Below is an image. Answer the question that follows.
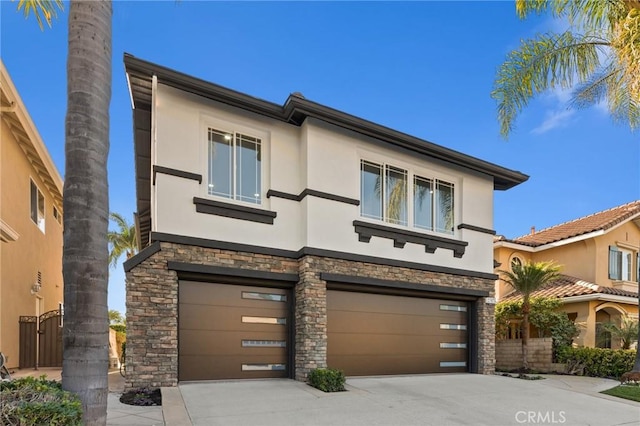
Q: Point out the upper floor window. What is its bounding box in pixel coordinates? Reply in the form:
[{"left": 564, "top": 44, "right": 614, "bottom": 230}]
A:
[
  {"left": 510, "top": 256, "right": 523, "bottom": 271},
  {"left": 53, "top": 206, "right": 62, "bottom": 225},
  {"left": 207, "top": 128, "right": 261, "bottom": 205},
  {"left": 30, "top": 180, "right": 45, "bottom": 232},
  {"left": 609, "top": 246, "right": 633, "bottom": 281},
  {"left": 360, "top": 160, "right": 454, "bottom": 234}
]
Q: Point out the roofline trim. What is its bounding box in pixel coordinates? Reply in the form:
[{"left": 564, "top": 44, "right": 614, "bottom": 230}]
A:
[
  {"left": 561, "top": 294, "right": 639, "bottom": 305},
  {"left": 123, "top": 53, "right": 528, "bottom": 191},
  {"left": 1, "top": 60, "right": 64, "bottom": 198}
]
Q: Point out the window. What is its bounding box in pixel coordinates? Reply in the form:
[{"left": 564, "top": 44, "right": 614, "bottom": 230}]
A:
[
  {"left": 53, "top": 206, "right": 62, "bottom": 225},
  {"left": 207, "top": 128, "right": 261, "bottom": 204},
  {"left": 30, "top": 180, "right": 45, "bottom": 232},
  {"left": 360, "top": 160, "right": 455, "bottom": 234},
  {"left": 510, "top": 256, "right": 522, "bottom": 271},
  {"left": 609, "top": 246, "right": 633, "bottom": 281}
]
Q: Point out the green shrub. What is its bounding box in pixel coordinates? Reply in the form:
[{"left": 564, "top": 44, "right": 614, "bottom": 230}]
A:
[
  {"left": 556, "top": 347, "right": 635, "bottom": 379},
  {"left": 308, "top": 368, "right": 346, "bottom": 392},
  {"left": 0, "top": 376, "right": 82, "bottom": 425}
]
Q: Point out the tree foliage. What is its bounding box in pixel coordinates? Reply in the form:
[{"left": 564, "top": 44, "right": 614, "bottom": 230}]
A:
[
  {"left": 493, "top": 0, "right": 640, "bottom": 138},
  {"left": 108, "top": 212, "right": 137, "bottom": 269},
  {"left": 599, "top": 315, "right": 639, "bottom": 350}
]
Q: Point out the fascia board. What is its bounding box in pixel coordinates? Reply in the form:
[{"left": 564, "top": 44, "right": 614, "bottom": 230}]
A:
[{"left": 561, "top": 294, "right": 639, "bottom": 305}]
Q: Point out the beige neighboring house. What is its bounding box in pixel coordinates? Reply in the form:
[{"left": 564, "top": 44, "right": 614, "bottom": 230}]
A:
[
  {"left": 495, "top": 201, "right": 640, "bottom": 348},
  {"left": 0, "top": 60, "right": 64, "bottom": 369}
]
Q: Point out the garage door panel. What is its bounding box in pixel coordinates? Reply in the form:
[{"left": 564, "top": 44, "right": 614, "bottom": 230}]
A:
[
  {"left": 180, "top": 305, "right": 287, "bottom": 331},
  {"left": 328, "top": 291, "right": 466, "bottom": 315},
  {"left": 180, "top": 282, "right": 288, "bottom": 307},
  {"left": 180, "top": 354, "right": 287, "bottom": 381},
  {"left": 179, "top": 330, "right": 287, "bottom": 355},
  {"left": 179, "top": 281, "right": 290, "bottom": 381},
  {"left": 327, "top": 290, "right": 469, "bottom": 376},
  {"left": 328, "top": 312, "right": 466, "bottom": 335},
  {"left": 327, "top": 355, "right": 465, "bottom": 376},
  {"left": 329, "top": 333, "right": 467, "bottom": 356}
]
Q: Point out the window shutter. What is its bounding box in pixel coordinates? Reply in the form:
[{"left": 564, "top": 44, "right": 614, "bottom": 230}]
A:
[
  {"left": 637, "top": 253, "right": 640, "bottom": 283},
  {"left": 608, "top": 246, "right": 622, "bottom": 280}
]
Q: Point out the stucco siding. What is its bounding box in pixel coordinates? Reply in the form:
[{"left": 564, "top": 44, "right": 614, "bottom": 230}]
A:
[{"left": 152, "top": 85, "right": 496, "bottom": 273}]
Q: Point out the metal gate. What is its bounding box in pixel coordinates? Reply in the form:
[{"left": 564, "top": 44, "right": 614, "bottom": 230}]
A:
[{"left": 19, "top": 309, "right": 63, "bottom": 368}]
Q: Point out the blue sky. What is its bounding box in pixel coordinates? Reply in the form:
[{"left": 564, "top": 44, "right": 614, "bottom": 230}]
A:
[{"left": 2, "top": 1, "right": 638, "bottom": 315}]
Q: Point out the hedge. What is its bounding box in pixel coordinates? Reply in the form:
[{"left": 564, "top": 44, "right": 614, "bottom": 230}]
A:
[
  {"left": 556, "top": 347, "right": 636, "bottom": 379},
  {"left": 0, "top": 376, "right": 82, "bottom": 425}
]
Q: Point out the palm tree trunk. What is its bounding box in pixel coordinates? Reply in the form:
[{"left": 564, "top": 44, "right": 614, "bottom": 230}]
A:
[
  {"left": 62, "top": 1, "right": 112, "bottom": 425},
  {"left": 522, "top": 300, "right": 530, "bottom": 371}
]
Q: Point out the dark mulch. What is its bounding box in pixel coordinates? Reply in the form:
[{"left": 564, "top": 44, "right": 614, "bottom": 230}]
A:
[{"left": 119, "top": 387, "right": 162, "bottom": 406}]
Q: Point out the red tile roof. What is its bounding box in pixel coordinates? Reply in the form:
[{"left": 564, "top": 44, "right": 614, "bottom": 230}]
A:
[
  {"left": 501, "top": 274, "right": 639, "bottom": 302},
  {"left": 500, "top": 200, "right": 640, "bottom": 247}
]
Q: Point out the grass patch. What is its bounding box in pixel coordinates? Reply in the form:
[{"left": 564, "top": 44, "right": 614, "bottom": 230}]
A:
[{"left": 600, "top": 384, "right": 640, "bottom": 402}]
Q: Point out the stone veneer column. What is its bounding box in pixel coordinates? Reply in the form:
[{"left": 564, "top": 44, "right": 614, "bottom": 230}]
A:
[
  {"left": 294, "top": 256, "right": 327, "bottom": 380},
  {"left": 125, "top": 245, "right": 179, "bottom": 390},
  {"left": 477, "top": 296, "right": 496, "bottom": 374}
]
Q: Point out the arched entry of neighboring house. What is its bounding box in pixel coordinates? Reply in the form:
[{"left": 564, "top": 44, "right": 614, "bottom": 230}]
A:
[{"left": 595, "top": 303, "right": 627, "bottom": 349}]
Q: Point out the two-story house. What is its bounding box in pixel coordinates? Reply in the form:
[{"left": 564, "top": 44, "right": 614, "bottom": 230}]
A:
[
  {"left": 1, "top": 60, "right": 64, "bottom": 369},
  {"left": 494, "top": 201, "right": 640, "bottom": 348},
  {"left": 123, "top": 54, "right": 528, "bottom": 388}
]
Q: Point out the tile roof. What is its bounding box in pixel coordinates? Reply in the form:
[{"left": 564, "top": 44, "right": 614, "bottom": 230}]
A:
[
  {"left": 501, "top": 274, "right": 639, "bottom": 302},
  {"left": 504, "top": 200, "right": 640, "bottom": 247}
]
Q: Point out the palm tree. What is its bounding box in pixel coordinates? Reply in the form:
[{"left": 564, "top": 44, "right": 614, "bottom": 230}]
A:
[
  {"left": 600, "top": 315, "right": 639, "bottom": 350},
  {"left": 500, "top": 261, "right": 560, "bottom": 371},
  {"left": 492, "top": 0, "right": 640, "bottom": 139},
  {"left": 17, "top": 1, "right": 112, "bottom": 424},
  {"left": 108, "top": 212, "right": 138, "bottom": 268},
  {"left": 494, "top": 0, "right": 640, "bottom": 374}
]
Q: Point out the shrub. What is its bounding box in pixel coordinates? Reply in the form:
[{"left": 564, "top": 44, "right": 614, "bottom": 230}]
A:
[
  {"left": 556, "top": 347, "right": 635, "bottom": 379},
  {"left": 308, "top": 368, "right": 346, "bottom": 392},
  {"left": 0, "top": 376, "right": 82, "bottom": 425}
]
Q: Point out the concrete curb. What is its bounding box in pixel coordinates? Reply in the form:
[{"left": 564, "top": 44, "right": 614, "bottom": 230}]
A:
[{"left": 161, "top": 387, "right": 192, "bottom": 426}]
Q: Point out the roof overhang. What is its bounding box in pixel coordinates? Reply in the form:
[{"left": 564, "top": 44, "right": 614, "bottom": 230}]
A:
[
  {"left": 560, "top": 293, "right": 639, "bottom": 305},
  {"left": 0, "top": 219, "right": 19, "bottom": 243},
  {"left": 1, "top": 60, "right": 64, "bottom": 209},
  {"left": 124, "top": 53, "right": 529, "bottom": 247}
]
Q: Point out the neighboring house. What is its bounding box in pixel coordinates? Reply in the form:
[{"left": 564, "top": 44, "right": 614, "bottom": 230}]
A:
[
  {"left": 123, "top": 54, "right": 528, "bottom": 388},
  {"left": 494, "top": 201, "right": 640, "bottom": 348},
  {"left": 0, "top": 60, "right": 64, "bottom": 369}
]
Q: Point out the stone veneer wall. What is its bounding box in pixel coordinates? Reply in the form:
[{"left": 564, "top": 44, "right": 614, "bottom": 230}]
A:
[{"left": 125, "top": 241, "right": 495, "bottom": 389}]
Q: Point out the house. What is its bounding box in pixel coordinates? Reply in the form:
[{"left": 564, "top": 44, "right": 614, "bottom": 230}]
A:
[
  {"left": 0, "top": 60, "right": 64, "bottom": 369},
  {"left": 494, "top": 201, "right": 640, "bottom": 348},
  {"left": 122, "top": 54, "right": 528, "bottom": 388}
]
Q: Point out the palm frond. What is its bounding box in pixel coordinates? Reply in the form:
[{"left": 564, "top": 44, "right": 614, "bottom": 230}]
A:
[
  {"left": 492, "top": 31, "right": 609, "bottom": 138},
  {"left": 499, "top": 261, "right": 561, "bottom": 299},
  {"left": 16, "top": 0, "right": 64, "bottom": 30},
  {"left": 516, "top": 0, "right": 627, "bottom": 29},
  {"left": 108, "top": 212, "right": 137, "bottom": 269},
  {"left": 570, "top": 62, "right": 619, "bottom": 107}
]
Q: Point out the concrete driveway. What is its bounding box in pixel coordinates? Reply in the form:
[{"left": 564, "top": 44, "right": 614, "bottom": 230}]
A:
[{"left": 176, "top": 374, "right": 640, "bottom": 426}]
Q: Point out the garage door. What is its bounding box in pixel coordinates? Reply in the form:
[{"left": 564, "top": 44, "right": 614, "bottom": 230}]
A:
[
  {"left": 179, "top": 281, "right": 290, "bottom": 381},
  {"left": 327, "top": 290, "right": 468, "bottom": 376}
]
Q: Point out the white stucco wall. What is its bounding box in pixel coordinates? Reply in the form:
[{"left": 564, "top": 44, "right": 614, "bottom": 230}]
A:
[{"left": 152, "top": 83, "right": 496, "bottom": 273}]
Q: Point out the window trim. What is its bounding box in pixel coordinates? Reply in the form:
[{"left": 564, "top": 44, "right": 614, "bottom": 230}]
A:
[
  {"left": 609, "top": 245, "right": 635, "bottom": 282},
  {"left": 30, "top": 179, "right": 45, "bottom": 233},
  {"left": 201, "top": 115, "right": 269, "bottom": 208},
  {"left": 359, "top": 158, "right": 457, "bottom": 236}
]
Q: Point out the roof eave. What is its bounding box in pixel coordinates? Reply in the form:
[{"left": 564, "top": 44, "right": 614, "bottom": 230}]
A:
[{"left": 561, "top": 293, "right": 639, "bottom": 304}]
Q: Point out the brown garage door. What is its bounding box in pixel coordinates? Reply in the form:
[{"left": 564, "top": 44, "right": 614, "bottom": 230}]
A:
[
  {"left": 179, "top": 281, "right": 290, "bottom": 381},
  {"left": 327, "top": 290, "right": 468, "bottom": 376}
]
